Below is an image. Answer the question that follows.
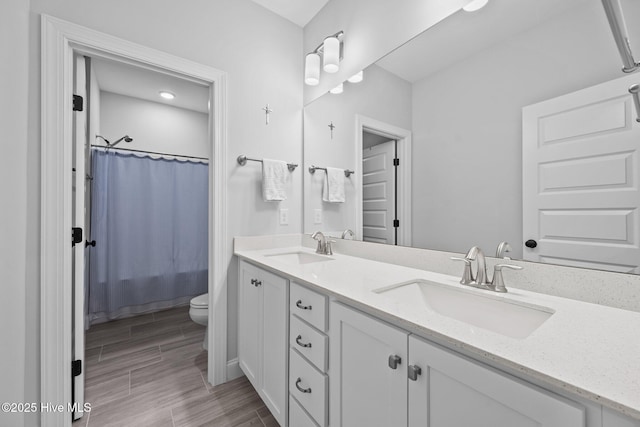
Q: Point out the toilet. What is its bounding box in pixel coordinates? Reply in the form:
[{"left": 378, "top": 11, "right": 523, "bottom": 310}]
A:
[{"left": 189, "top": 293, "right": 209, "bottom": 350}]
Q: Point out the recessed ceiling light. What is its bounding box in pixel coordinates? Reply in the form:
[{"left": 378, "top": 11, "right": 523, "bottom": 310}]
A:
[
  {"left": 463, "top": 0, "right": 488, "bottom": 12},
  {"left": 159, "top": 91, "right": 175, "bottom": 100}
]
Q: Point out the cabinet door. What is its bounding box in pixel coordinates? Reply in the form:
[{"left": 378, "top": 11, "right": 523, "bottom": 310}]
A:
[
  {"left": 408, "top": 335, "right": 585, "bottom": 427},
  {"left": 238, "top": 261, "right": 261, "bottom": 388},
  {"left": 330, "top": 302, "right": 408, "bottom": 427},
  {"left": 260, "top": 267, "right": 288, "bottom": 425}
]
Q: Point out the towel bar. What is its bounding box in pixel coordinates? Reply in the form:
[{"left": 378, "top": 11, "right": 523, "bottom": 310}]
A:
[{"left": 237, "top": 155, "right": 298, "bottom": 172}]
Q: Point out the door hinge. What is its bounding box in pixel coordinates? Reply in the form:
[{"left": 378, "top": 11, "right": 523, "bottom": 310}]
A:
[
  {"left": 72, "top": 227, "right": 83, "bottom": 247},
  {"left": 393, "top": 219, "right": 400, "bottom": 228},
  {"left": 73, "top": 95, "right": 84, "bottom": 112},
  {"left": 393, "top": 158, "right": 399, "bottom": 166},
  {"left": 72, "top": 360, "right": 82, "bottom": 377}
]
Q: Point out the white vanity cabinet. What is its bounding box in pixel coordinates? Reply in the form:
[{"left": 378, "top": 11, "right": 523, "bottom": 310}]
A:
[
  {"left": 238, "top": 260, "right": 288, "bottom": 426},
  {"left": 330, "top": 301, "right": 586, "bottom": 427},
  {"left": 408, "top": 335, "right": 584, "bottom": 427},
  {"left": 329, "top": 302, "right": 409, "bottom": 427}
]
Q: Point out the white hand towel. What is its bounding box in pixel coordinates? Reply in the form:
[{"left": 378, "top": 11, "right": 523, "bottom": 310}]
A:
[
  {"left": 262, "top": 159, "right": 288, "bottom": 202},
  {"left": 322, "top": 167, "right": 345, "bottom": 203}
]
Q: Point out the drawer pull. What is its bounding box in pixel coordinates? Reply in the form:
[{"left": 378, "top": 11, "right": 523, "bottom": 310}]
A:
[
  {"left": 295, "top": 335, "right": 312, "bottom": 348},
  {"left": 408, "top": 365, "right": 422, "bottom": 381},
  {"left": 388, "top": 354, "right": 402, "bottom": 370},
  {"left": 296, "top": 300, "right": 312, "bottom": 310},
  {"left": 250, "top": 278, "right": 262, "bottom": 287},
  {"left": 295, "top": 377, "right": 312, "bottom": 394}
]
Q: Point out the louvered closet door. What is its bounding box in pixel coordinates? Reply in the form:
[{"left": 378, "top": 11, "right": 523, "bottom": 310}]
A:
[{"left": 523, "top": 73, "right": 640, "bottom": 273}]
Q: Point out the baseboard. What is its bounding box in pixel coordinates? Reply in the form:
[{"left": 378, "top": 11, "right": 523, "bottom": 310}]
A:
[{"left": 226, "top": 358, "right": 243, "bottom": 381}]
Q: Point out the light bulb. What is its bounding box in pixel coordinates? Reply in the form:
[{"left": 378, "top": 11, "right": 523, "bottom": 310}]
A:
[
  {"left": 463, "top": 0, "right": 488, "bottom": 12},
  {"left": 329, "top": 83, "right": 343, "bottom": 94},
  {"left": 305, "top": 53, "right": 320, "bottom": 86},
  {"left": 323, "top": 36, "right": 340, "bottom": 73},
  {"left": 347, "top": 70, "right": 363, "bottom": 83}
]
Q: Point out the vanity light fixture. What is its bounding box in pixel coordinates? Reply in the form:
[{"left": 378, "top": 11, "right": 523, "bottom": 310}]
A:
[
  {"left": 304, "top": 30, "right": 344, "bottom": 86},
  {"left": 159, "top": 91, "right": 175, "bottom": 100},
  {"left": 347, "top": 70, "right": 364, "bottom": 83},
  {"left": 463, "top": 0, "right": 489, "bottom": 12},
  {"left": 329, "top": 83, "right": 344, "bottom": 94}
]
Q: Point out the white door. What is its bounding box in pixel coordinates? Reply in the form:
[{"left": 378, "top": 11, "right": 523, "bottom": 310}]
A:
[
  {"left": 329, "top": 302, "right": 408, "bottom": 427},
  {"left": 523, "top": 73, "right": 640, "bottom": 273},
  {"left": 408, "top": 335, "right": 585, "bottom": 427},
  {"left": 362, "top": 140, "right": 397, "bottom": 244},
  {"left": 71, "top": 54, "right": 87, "bottom": 420},
  {"left": 238, "top": 261, "right": 261, "bottom": 388}
]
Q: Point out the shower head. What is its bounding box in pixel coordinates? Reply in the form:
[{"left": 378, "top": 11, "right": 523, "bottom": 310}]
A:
[{"left": 109, "top": 135, "right": 133, "bottom": 148}]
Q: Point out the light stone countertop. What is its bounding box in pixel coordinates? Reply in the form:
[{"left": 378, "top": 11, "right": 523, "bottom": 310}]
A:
[{"left": 234, "top": 241, "right": 640, "bottom": 421}]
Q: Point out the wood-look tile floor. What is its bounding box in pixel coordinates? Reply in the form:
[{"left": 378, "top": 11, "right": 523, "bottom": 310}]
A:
[{"left": 73, "top": 306, "right": 278, "bottom": 427}]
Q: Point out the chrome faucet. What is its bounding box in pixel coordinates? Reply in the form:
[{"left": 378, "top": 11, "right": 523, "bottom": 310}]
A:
[
  {"left": 467, "top": 246, "right": 490, "bottom": 286},
  {"left": 311, "top": 231, "right": 326, "bottom": 254},
  {"left": 341, "top": 229, "right": 355, "bottom": 239},
  {"left": 496, "top": 241, "right": 512, "bottom": 259},
  {"left": 452, "top": 245, "right": 523, "bottom": 293}
]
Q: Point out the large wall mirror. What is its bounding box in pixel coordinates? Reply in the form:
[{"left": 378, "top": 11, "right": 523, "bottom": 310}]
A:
[{"left": 303, "top": 0, "right": 640, "bottom": 273}]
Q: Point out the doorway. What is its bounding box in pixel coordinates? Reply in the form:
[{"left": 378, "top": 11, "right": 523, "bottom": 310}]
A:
[
  {"left": 362, "top": 133, "right": 398, "bottom": 244},
  {"left": 355, "top": 115, "right": 412, "bottom": 247},
  {"left": 41, "top": 15, "right": 228, "bottom": 426}
]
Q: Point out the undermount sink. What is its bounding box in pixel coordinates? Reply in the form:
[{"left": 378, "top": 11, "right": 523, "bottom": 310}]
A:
[
  {"left": 374, "top": 279, "right": 554, "bottom": 339},
  {"left": 265, "top": 251, "right": 334, "bottom": 265}
]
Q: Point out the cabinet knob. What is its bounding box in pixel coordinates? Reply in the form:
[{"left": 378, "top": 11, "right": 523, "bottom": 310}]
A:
[
  {"left": 295, "top": 377, "right": 312, "bottom": 394},
  {"left": 250, "top": 278, "right": 262, "bottom": 287},
  {"left": 408, "top": 365, "right": 422, "bottom": 381},
  {"left": 295, "top": 300, "right": 312, "bottom": 310},
  {"left": 388, "top": 354, "right": 402, "bottom": 370},
  {"left": 525, "top": 239, "right": 537, "bottom": 248},
  {"left": 295, "top": 335, "right": 312, "bottom": 348}
]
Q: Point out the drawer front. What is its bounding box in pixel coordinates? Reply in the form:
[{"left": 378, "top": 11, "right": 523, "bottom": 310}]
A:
[
  {"left": 289, "top": 395, "right": 320, "bottom": 427},
  {"left": 289, "top": 349, "right": 328, "bottom": 427},
  {"left": 290, "top": 315, "right": 328, "bottom": 372},
  {"left": 290, "top": 282, "right": 327, "bottom": 331}
]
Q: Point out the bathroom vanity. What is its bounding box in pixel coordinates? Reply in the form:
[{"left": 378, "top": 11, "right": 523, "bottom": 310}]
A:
[{"left": 235, "top": 234, "right": 640, "bottom": 427}]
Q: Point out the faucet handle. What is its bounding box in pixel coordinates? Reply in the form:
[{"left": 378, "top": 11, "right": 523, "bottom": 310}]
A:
[
  {"left": 451, "top": 257, "right": 474, "bottom": 285},
  {"left": 325, "top": 239, "right": 336, "bottom": 255},
  {"left": 491, "top": 264, "right": 523, "bottom": 293}
]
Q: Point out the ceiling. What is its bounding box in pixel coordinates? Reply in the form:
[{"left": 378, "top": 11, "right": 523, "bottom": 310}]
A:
[
  {"left": 91, "top": 57, "right": 209, "bottom": 114},
  {"left": 376, "top": 0, "right": 589, "bottom": 83},
  {"left": 250, "top": 0, "right": 329, "bottom": 27}
]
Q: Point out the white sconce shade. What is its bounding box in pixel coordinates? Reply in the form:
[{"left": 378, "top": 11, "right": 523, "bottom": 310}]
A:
[
  {"left": 305, "top": 53, "right": 321, "bottom": 86},
  {"left": 347, "top": 70, "right": 363, "bottom": 83},
  {"left": 329, "top": 83, "right": 344, "bottom": 94},
  {"left": 463, "top": 0, "right": 488, "bottom": 12},
  {"left": 323, "top": 36, "right": 340, "bottom": 73}
]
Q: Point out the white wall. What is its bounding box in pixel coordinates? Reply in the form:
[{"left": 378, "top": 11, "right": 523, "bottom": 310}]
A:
[
  {"left": 411, "top": 1, "right": 640, "bottom": 258},
  {"left": 14, "top": 1, "right": 303, "bottom": 421},
  {"left": 0, "top": 0, "right": 29, "bottom": 425},
  {"left": 303, "top": 0, "right": 468, "bottom": 104},
  {"left": 303, "top": 64, "right": 411, "bottom": 234},
  {"left": 98, "top": 91, "right": 209, "bottom": 158}
]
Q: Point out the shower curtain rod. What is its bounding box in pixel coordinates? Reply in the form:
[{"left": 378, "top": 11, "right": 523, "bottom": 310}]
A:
[{"left": 91, "top": 145, "right": 209, "bottom": 161}]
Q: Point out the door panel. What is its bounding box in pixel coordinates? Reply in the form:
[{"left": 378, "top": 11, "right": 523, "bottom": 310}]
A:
[
  {"left": 362, "top": 140, "right": 396, "bottom": 244},
  {"left": 523, "top": 74, "right": 640, "bottom": 273}
]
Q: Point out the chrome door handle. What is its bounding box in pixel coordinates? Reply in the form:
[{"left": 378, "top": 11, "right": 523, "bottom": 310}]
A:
[
  {"left": 295, "top": 335, "right": 312, "bottom": 348},
  {"left": 295, "top": 377, "right": 312, "bottom": 393},
  {"left": 408, "top": 365, "right": 422, "bottom": 381},
  {"left": 388, "top": 354, "right": 402, "bottom": 370},
  {"left": 296, "top": 300, "right": 312, "bottom": 310}
]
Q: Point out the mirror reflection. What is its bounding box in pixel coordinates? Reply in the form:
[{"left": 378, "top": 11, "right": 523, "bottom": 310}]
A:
[{"left": 303, "top": 0, "right": 640, "bottom": 273}]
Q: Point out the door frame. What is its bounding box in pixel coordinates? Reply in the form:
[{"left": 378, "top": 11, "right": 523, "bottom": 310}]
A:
[
  {"left": 41, "top": 15, "right": 228, "bottom": 427},
  {"left": 355, "top": 115, "right": 412, "bottom": 246}
]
